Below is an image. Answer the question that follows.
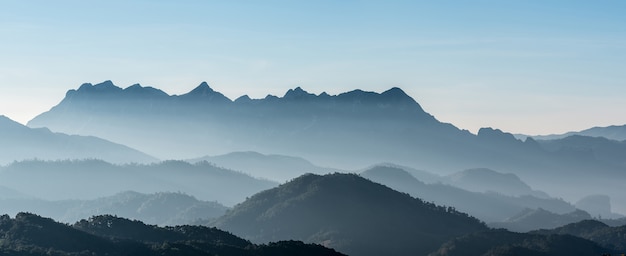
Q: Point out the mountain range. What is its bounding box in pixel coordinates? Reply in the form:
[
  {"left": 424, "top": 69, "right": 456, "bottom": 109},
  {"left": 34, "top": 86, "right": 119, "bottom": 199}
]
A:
[
  {"left": 5, "top": 80, "right": 626, "bottom": 255},
  {"left": 26, "top": 81, "right": 626, "bottom": 214}
]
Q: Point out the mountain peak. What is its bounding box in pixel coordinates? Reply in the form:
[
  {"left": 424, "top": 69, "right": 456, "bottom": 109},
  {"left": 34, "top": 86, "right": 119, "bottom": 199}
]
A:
[
  {"left": 180, "top": 82, "right": 231, "bottom": 103},
  {"left": 234, "top": 95, "right": 252, "bottom": 103},
  {"left": 283, "top": 86, "right": 315, "bottom": 99},
  {"left": 123, "top": 84, "right": 169, "bottom": 97},
  {"left": 380, "top": 87, "right": 420, "bottom": 105},
  {"left": 95, "top": 80, "right": 115, "bottom": 88},
  {"left": 478, "top": 127, "right": 519, "bottom": 141},
  {"left": 74, "top": 80, "right": 123, "bottom": 94},
  {"left": 382, "top": 87, "right": 408, "bottom": 97},
  {"left": 188, "top": 81, "right": 214, "bottom": 94}
]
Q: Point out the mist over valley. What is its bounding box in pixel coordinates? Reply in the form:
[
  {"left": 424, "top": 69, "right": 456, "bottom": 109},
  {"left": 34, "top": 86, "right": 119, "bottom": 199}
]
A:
[{"left": 0, "top": 81, "right": 625, "bottom": 255}]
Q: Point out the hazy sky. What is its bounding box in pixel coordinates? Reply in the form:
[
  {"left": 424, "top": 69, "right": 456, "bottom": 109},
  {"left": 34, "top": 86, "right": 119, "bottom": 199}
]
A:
[{"left": 1, "top": 1, "right": 625, "bottom": 135}]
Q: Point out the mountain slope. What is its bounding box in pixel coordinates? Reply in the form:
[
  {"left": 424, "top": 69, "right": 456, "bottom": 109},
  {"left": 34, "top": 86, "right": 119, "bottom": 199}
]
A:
[
  {"left": 0, "top": 115, "right": 156, "bottom": 165},
  {"left": 444, "top": 168, "right": 549, "bottom": 198},
  {"left": 490, "top": 208, "right": 592, "bottom": 232},
  {"left": 212, "top": 173, "right": 487, "bottom": 256},
  {"left": 360, "top": 166, "right": 576, "bottom": 223}
]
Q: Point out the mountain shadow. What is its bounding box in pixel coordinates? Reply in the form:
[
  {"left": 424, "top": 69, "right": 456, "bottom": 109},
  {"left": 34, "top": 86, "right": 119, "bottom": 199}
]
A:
[{"left": 211, "top": 173, "right": 487, "bottom": 256}]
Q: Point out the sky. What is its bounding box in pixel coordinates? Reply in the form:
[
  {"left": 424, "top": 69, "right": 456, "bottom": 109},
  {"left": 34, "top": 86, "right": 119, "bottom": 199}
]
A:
[{"left": 0, "top": 0, "right": 625, "bottom": 135}]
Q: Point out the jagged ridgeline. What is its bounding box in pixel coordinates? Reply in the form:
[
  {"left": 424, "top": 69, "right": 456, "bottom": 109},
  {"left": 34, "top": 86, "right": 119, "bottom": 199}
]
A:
[
  {"left": 25, "top": 81, "right": 626, "bottom": 214},
  {"left": 27, "top": 81, "right": 473, "bottom": 169}
]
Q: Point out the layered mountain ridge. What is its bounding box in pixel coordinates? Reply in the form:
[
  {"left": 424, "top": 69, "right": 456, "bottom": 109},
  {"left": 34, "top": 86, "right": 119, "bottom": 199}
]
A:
[{"left": 26, "top": 81, "right": 626, "bottom": 214}]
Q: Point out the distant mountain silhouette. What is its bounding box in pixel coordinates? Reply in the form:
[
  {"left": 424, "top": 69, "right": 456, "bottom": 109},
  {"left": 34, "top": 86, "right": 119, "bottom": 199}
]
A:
[
  {"left": 212, "top": 173, "right": 487, "bottom": 256},
  {"left": 29, "top": 81, "right": 457, "bottom": 166},
  {"left": 0, "top": 160, "right": 277, "bottom": 206},
  {"left": 26, "top": 81, "right": 626, "bottom": 214},
  {"left": 189, "top": 151, "right": 338, "bottom": 182},
  {"left": 576, "top": 194, "right": 623, "bottom": 219},
  {"left": 0, "top": 212, "right": 344, "bottom": 256},
  {"left": 533, "top": 219, "right": 626, "bottom": 252},
  {"left": 361, "top": 165, "right": 576, "bottom": 223},
  {"left": 490, "top": 208, "right": 592, "bottom": 232},
  {"left": 600, "top": 217, "right": 626, "bottom": 227},
  {"left": 0, "top": 185, "right": 31, "bottom": 199},
  {"left": 0, "top": 191, "right": 228, "bottom": 226},
  {"left": 527, "top": 124, "right": 626, "bottom": 141},
  {"left": 430, "top": 228, "right": 614, "bottom": 256},
  {"left": 444, "top": 168, "right": 549, "bottom": 198},
  {"left": 0, "top": 115, "right": 156, "bottom": 164},
  {"left": 363, "top": 162, "right": 444, "bottom": 184},
  {"left": 536, "top": 135, "right": 626, "bottom": 169}
]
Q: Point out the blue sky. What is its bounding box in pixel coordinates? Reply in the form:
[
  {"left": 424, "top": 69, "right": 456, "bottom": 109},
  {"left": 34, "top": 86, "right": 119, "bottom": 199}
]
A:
[{"left": 1, "top": 0, "right": 625, "bottom": 135}]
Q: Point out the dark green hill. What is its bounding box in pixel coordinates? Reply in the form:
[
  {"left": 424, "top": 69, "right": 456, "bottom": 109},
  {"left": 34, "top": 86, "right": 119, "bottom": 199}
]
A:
[
  {"left": 429, "top": 229, "right": 613, "bottom": 256},
  {"left": 0, "top": 212, "right": 344, "bottom": 256},
  {"left": 212, "top": 173, "right": 487, "bottom": 256},
  {"left": 533, "top": 219, "right": 626, "bottom": 251},
  {"left": 0, "top": 213, "right": 148, "bottom": 255}
]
